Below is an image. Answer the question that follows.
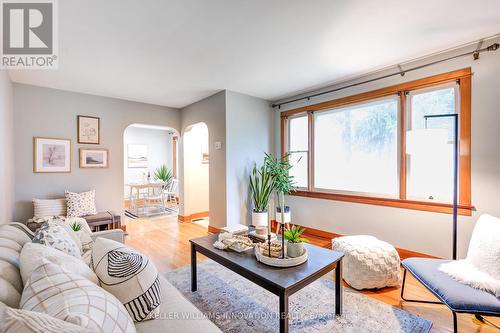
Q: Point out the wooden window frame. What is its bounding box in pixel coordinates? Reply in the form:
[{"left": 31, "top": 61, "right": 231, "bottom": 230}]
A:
[{"left": 281, "top": 68, "right": 473, "bottom": 216}]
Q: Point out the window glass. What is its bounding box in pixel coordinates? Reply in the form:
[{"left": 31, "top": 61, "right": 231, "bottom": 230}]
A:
[
  {"left": 314, "top": 97, "right": 399, "bottom": 196},
  {"left": 407, "top": 86, "right": 458, "bottom": 202},
  {"left": 288, "top": 116, "right": 308, "bottom": 188}
]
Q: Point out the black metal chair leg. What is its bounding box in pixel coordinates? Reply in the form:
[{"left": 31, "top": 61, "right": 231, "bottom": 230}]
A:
[
  {"left": 401, "top": 267, "right": 461, "bottom": 332},
  {"left": 400, "top": 268, "right": 442, "bottom": 304}
]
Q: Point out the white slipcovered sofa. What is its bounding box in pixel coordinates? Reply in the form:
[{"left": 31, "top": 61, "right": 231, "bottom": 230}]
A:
[{"left": 0, "top": 223, "right": 221, "bottom": 333}]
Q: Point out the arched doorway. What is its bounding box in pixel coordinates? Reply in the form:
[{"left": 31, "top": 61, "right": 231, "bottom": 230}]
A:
[
  {"left": 123, "top": 123, "right": 178, "bottom": 218},
  {"left": 181, "top": 122, "right": 209, "bottom": 226}
]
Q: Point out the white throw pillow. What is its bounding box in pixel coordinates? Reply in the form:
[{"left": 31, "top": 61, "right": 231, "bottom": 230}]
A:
[
  {"left": 0, "top": 301, "right": 89, "bottom": 333},
  {"left": 32, "top": 198, "right": 67, "bottom": 218},
  {"left": 21, "top": 260, "right": 136, "bottom": 333},
  {"left": 32, "top": 221, "right": 81, "bottom": 259},
  {"left": 20, "top": 243, "right": 98, "bottom": 285},
  {"left": 91, "top": 238, "right": 161, "bottom": 322},
  {"left": 65, "top": 190, "right": 97, "bottom": 218},
  {"left": 439, "top": 214, "right": 500, "bottom": 296}
]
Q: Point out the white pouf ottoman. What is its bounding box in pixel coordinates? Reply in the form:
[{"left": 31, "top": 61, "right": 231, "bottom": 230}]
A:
[{"left": 332, "top": 235, "right": 402, "bottom": 290}]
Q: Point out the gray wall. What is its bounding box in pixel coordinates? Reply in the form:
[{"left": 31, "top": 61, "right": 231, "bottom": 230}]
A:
[
  {"left": 178, "top": 91, "right": 227, "bottom": 228},
  {"left": 274, "top": 36, "right": 500, "bottom": 258},
  {"left": 226, "top": 90, "right": 274, "bottom": 226},
  {"left": 13, "top": 84, "right": 180, "bottom": 222},
  {"left": 0, "top": 71, "right": 14, "bottom": 224}
]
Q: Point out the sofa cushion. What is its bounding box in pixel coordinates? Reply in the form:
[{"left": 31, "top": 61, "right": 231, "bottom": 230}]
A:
[
  {"left": 0, "top": 301, "right": 88, "bottom": 333},
  {"left": 32, "top": 198, "right": 67, "bottom": 218},
  {"left": 135, "top": 276, "right": 221, "bottom": 333},
  {"left": 0, "top": 279, "right": 21, "bottom": 308},
  {"left": 32, "top": 221, "right": 81, "bottom": 259},
  {"left": 20, "top": 243, "right": 98, "bottom": 286},
  {"left": 0, "top": 223, "right": 34, "bottom": 308},
  {"left": 21, "top": 260, "right": 136, "bottom": 333},
  {"left": 0, "top": 261, "right": 22, "bottom": 293},
  {"left": 65, "top": 190, "right": 97, "bottom": 218},
  {"left": 402, "top": 258, "right": 500, "bottom": 315},
  {"left": 91, "top": 238, "right": 161, "bottom": 322},
  {"left": 0, "top": 223, "right": 34, "bottom": 246}
]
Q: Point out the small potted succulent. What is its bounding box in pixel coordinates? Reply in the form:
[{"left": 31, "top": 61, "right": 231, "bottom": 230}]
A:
[{"left": 284, "top": 225, "right": 308, "bottom": 258}]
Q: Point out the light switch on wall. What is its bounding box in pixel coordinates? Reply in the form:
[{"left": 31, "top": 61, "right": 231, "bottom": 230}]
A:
[{"left": 214, "top": 141, "right": 222, "bottom": 150}]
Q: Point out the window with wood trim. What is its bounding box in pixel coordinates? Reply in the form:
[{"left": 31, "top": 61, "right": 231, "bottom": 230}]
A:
[{"left": 281, "top": 68, "right": 472, "bottom": 215}]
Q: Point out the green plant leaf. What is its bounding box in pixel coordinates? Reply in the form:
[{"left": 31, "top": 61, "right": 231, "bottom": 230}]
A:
[
  {"left": 154, "top": 165, "right": 173, "bottom": 183},
  {"left": 71, "top": 222, "right": 81, "bottom": 232}
]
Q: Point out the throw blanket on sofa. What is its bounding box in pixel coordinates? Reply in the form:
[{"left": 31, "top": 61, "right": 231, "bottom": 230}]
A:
[{"left": 439, "top": 214, "right": 500, "bottom": 297}]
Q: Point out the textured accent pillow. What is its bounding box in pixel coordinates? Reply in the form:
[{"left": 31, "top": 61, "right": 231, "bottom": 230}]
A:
[
  {"left": 65, "top": 190, "right": 97, "bottom": 218},
  {"left": 20, "top": 243, "right": 98, "bottom": 285},
  {"left": 0, "top": 301, "right": 89, "bottom": 333},
  {"left": 32, "top": 221, "right": 81, "bottom": 259},
  {"left": 32, "top": 198, "right": 67, "bottom": 218},
  {"left": 21, "top": 260, "right": 136, "bottom": 333},
  {"left": 91, "top": 238, "right": 161, "bottom": 322}
]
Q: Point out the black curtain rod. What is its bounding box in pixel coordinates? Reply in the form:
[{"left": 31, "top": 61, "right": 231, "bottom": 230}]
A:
[{"left": 272, "top": 43, "right": 499, "bottom": 109}]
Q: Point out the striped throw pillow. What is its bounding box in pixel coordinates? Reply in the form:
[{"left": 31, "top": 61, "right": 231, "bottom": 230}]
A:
[
  {"left": 91, "top": 238, "right": 161, "bottom": 322},
  {"left": 33, "top": 198, "right": 67, "bottom": 218}
]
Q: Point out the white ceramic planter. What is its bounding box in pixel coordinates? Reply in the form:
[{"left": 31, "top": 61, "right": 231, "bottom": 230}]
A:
[
  {"left": 252, "top": 211, "right": 269, "bottom": 227},
  {"left": 275, "top": 206, "right": 291, "bottom": 224},
  {"left": 287, "top": 242, "right": 304, "bottom": 258}
]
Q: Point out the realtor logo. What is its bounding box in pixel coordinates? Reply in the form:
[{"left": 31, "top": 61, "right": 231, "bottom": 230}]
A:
[{"left": 1, "top": 0, "right": 58, "bottom": 69}]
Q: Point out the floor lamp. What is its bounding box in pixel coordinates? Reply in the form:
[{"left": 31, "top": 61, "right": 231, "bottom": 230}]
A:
[{"left": 406, "top": 113, "right": 459, "bottom": 260}]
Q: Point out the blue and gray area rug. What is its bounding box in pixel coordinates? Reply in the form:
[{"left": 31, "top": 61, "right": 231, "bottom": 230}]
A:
[{"left": 165, "top": 260, "right": 432, "bottom": 333}]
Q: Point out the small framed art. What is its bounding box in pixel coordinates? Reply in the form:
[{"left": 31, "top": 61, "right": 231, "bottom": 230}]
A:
[
  {"left": 33, "top": 137, "right": 72, "bottom": 173},
  {"left": 80, "top": 148, "right": 109, "bottom": 168},
  {"left": 78, "top": 115, "right": 100, "bottom": 144}
]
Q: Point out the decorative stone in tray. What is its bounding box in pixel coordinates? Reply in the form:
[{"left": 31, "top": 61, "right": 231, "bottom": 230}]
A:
[
  {"left": 213, "top": 233, "right": 254, "bottom": 253},
  {"left": 255, "top": 242, "right": 308, "bottom": 267}
]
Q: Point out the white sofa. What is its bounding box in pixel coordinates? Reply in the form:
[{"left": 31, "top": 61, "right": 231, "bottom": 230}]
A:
[{"left": 0, "top": 223, "right": 221, "bottom": 333}]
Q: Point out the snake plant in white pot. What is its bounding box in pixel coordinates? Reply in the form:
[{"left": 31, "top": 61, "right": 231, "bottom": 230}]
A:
[{"left": 249, "top": 161, "right": 274, "bottom": 227}]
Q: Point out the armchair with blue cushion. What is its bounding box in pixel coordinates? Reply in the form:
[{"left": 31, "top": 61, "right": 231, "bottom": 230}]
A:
[{"left": 400, "top": 214, "right": 500, "bottom": 333}]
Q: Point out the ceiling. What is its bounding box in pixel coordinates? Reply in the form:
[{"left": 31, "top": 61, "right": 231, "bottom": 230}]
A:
[{"left": 8, "top": 0, "right": 500, "bottom": 108}]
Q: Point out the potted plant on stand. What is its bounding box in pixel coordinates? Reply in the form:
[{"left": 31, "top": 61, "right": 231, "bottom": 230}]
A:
[
  {"left": 284, "top": 225, "right": 308, "bottom": 258},
  {"left": 265, "top": 153, "right": 295, "bottom": 258},
  {"left": 249, "top": 161, "right": 274, "bottom": 227}
]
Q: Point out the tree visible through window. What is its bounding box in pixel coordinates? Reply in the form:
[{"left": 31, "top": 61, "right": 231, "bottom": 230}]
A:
[{"left": 314, "top": 97, "right": 398, "bottom": 195}]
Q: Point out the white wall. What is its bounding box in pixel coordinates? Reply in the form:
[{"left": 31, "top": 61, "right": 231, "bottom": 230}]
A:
[
  {"left": 0, "top": 71, "right": 14, "bottom": 224},
  {"left": 179, "top": 91, "right": 226, "bottom": 228},
  {"left": 274, "top": 37, "right": 500, "bottom": 259},
  {"left": 183, "top": 123, "right": 209, "bottom": 216},
  {"left": 123, "top": 126, "right": 174, "bottom": 190},
  {"left": 13, "top": 84, "right": 180, "bottom": 222},
  {"left": 226, "top": 90, "right": 274, "bottom": 226}
]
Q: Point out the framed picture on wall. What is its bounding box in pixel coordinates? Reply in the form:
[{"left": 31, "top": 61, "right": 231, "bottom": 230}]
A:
[
  {"left": 127, "top": 144, "right": 148, "bottom": 168},
  {"left": 78, "top": 115, "right": 100, "bottom": 144},
  {"left": 33, "top": 137, "right": 72, "bottom": 173},
  {"left": 80, "top": 148, "right": 109, "bottom": 168}
]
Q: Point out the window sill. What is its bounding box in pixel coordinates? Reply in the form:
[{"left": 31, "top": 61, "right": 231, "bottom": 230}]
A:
[{"left": 291, "top": 190, "right": 474, "bottom": 216}]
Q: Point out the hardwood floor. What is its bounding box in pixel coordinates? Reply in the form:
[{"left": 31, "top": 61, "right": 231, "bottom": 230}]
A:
[{"left": 124, "top": 215, "right": 499, "bottom": 333}]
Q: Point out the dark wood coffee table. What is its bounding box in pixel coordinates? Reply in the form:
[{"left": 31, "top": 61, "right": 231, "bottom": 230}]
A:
[{"left": 190, "top": 234, "right": 344, "bottom": 333}]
